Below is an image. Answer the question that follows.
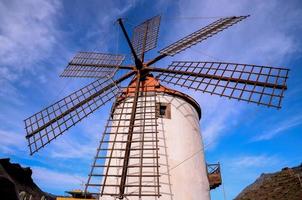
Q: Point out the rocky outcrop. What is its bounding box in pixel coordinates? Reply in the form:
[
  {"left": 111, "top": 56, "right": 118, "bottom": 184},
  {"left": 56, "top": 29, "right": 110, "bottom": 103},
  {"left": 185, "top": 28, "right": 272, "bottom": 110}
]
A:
[
  {"left": 0, "top": 158, "right": 55, "bottom": 200},
  {"left": 235, "top": 164, "right": 302, "bottom": 200}
]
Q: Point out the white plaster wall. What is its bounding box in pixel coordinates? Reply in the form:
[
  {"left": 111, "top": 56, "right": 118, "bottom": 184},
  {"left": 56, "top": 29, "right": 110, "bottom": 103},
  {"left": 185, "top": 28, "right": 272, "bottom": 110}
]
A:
[
  {"left": 100, "top": 92, "right": 210, "bottom": 200},
  {"left": 156, "top": 93, "right": 210, "bottom": 200}
]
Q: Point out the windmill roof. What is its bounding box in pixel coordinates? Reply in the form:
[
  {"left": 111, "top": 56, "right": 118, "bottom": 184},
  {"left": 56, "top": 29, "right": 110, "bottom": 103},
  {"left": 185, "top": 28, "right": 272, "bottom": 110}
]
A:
[{"left": 117, "top": 74, "right": 201, "bottom": 119}]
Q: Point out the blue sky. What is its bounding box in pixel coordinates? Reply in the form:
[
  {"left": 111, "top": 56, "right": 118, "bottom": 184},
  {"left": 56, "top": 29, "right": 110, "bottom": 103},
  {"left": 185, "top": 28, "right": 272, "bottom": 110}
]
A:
[{"left": 0, "top": 0, "right": 302, "bottom": 199}]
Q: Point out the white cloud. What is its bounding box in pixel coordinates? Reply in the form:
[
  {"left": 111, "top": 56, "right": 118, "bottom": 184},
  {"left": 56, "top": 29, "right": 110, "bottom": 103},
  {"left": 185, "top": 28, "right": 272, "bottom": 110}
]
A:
[
  {"left": 165, "top": 0, "right": 302, "bottom": 149},
  {"left": 49, "top": 137, "right": 97, "bottom": 159},
  {"left": 113, "top": 0, "right": 138, "bottom": 16},
  {"left": 0, "top": 78, "right": 25, "bottom": 105},
  {"left": 0, "top": 129, "right": 26, "bottom": 153},
  {"left": 0, "top": 0, "right": 61, "bottom": 69},
  {"left": 230, "top": 154, "right": 280, "bottom": 168},
  {"left": 252, "top": 113, "right": 302, "bottom": 141},
  {"left": 31, "top": 166, "right": 86, "bottom": 192},
  {"left": 0, "top": 0, "right": 62, "bottom": 107},
  {"left": 199, "top": 97, "right": 242, "bottom": 149},
  {"left": 0, "top": 0, "right": 128, "bottom": 163},
  {"left": 174, "top": 0, "right": 301, "bottom": 64},
  {"left": 217, "top": 153, "right": 283, "bottom": 199},
  {"left": 37, "top": 111, "right": 109, "bottom": 160},
  {"left": 79, "top": 0, "right": 139, "bottom": 52}
]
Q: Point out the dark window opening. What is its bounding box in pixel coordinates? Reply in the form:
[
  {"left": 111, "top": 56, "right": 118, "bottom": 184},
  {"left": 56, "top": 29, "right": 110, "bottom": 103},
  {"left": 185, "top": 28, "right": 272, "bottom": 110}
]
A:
[
  {"left": 159, "top": 105, "right": 167, "bottom": 116},
  {"left": 156, "top": 102, "right": 171, "bottom": 119}
]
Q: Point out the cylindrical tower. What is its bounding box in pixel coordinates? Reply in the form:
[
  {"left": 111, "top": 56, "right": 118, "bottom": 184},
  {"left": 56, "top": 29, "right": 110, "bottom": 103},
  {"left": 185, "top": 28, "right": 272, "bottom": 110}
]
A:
[{"left": 101, "top": 75, "right": 209, "bottom": 200}]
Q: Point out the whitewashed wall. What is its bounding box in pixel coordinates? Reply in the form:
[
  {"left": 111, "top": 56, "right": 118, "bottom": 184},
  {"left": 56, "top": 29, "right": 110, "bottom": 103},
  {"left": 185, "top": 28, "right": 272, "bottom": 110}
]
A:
[{"left": 100, "top": 92, "right": 210, "bottom": 200}]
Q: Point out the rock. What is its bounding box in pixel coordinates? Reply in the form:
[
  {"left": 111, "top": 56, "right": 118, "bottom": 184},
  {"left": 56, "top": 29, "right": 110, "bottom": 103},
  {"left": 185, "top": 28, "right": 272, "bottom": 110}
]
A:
[
  {"left": 0, "top": 158, "right": 56, "bottom": 200},
  {"left": 235, "top": 164, "right": 302, "bottom": 200}
]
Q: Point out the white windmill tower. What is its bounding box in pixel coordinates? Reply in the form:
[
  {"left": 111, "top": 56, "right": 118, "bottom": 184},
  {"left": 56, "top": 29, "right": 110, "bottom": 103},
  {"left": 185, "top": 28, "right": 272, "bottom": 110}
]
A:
[{"left": 24, "top": 15, "right": 289, "bottom": 200}]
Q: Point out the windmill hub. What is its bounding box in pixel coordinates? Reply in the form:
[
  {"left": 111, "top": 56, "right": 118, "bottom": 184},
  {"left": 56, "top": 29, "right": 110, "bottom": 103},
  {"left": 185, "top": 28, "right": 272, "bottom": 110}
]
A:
[{"left": 117, "top": 74, "right": 201, "bottom": 118}]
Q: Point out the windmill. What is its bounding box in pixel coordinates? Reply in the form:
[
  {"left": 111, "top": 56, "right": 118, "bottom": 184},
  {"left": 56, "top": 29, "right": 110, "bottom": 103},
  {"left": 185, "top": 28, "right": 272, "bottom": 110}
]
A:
[{"left": 24, "top": 14, "right": 289, "bottom": 200}]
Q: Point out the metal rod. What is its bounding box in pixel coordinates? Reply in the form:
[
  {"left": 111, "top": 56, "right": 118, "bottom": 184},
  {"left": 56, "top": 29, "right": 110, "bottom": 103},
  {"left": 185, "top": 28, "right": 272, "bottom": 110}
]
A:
[
  {"left": 88, "top": 184, "right": 160, "bottom": 187},
  {"left": 97, "top": 174, "right": 161, "bottom": 177},
  {"left": 138, "top": 84, "right": 147, "bottom": 198},
  {"left": 119, "top": 71, "right": 141, "bottom": 199},
  {"left": 99, "top": 193, "right": 161, "bottom": 196},
  {"left": 154, "top": 92, "right": 160, "bottom": 197},
  {"left": 66, "top": 63, "right": 134, "bottom": 70},
  {"left": 92, "top": 165, "right": 159, "bottom": 168},
  {"left": 98, "top": 148, "right": 159, "bottom": 151},
  {"left": 117, "top": 18, "right": 143, "bottom": 69},
  {"left": 148, "top": 66, "right": 287, "bottom": 90},
  {"left": 101, "top": 140, "right": 159, "bottom": 143},
  {"left": 96, "top": 156, "right": 159, "bottom": 159},
  {"left": 146, "top": 54, "right": 167, "bottom": 66}
]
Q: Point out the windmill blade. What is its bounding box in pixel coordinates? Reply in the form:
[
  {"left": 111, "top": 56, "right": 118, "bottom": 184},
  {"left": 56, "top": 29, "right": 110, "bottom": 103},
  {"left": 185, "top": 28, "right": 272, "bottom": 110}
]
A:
[
  {"left": 159, "top": 15, "right": 249, "bottom": 56},
  {"left": 61, "top": 52, "right": 127, "bottom": 78},
  {"left": 132, "top": 15, "right": 161, "bottom": 59},
  {"left": 24, "top": 71, "right": 135, "bottom": 155},
  {"left": 153, "top": 61, "right": 289, "bottom": 108},
  {"left": 85, "top": 82, "right": 160, "bottom": 198}
]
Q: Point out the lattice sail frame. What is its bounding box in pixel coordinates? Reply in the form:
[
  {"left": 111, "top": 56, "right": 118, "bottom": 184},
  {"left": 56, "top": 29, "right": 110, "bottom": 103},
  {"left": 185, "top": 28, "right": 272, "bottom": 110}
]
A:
[
  {"left": 24, "top": 77, "right": 122, "bottom": 154},
  {"left": 61, "top": 52, "right": 125, "bottom": 78},
  {"left": 85, "top": 86, "right": 160, "bottom": 198},
  {"left": 156, "top": 61, "right": 289, "bottom": 108},
  {"left": 159, "top": 15, "right": 249, "bottom": 56},
  {"left": 132, "top": 15, "right": 161, "bottom": 59}
]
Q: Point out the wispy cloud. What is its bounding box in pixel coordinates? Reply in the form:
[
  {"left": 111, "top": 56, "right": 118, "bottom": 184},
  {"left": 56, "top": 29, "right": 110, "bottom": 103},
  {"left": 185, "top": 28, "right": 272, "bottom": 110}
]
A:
[
  {"left": 219, "top": 153, "right": 282, "bottom": 199},
  {"left": 45, "top": 112, "right": 108, "bottom": 159},
  {"left": 31, "top": 166, "right": 86, "bottom": 193},
  {"left": 0, "top": 129, "right": 26, "bottom": 154},
  {"left": 0, "top": 0, "right": 61, "bottom": 69},
  {"left": 230, "top": 154, "right": 280, "bottom": 168},
  {"left": 167, "top": 0, "right": 302, "bottom": 150},
  {"left": 251, "top": 113, "right": 302, "bottom": 141},
  {"left": 77, "top": 0, "right": 139, "bottom": 51},
  {"left": 199, "top": 97, "right": 243, "bottom": 149},
  {"left": 0, "top": 0, "right": 62, "bottom": 107},
  {"left": 49, "top": 138, "right": 97, "bottom": 159},
  {"left": 175, "top": 0, "right": 302, "bottom": 64},
  {"left": 0, "top": 0, "right": 135, "bottom": 163}
]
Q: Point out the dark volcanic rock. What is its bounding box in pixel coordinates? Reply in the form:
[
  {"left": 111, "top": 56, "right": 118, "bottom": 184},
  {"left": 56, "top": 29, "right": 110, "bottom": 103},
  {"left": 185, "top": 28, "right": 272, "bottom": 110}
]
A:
[
  {"left": 235, "top": 164, "right": 302, "bottom": 200},
  {"left": 0, "top": 158, "right": 55, "bottom": 200}
]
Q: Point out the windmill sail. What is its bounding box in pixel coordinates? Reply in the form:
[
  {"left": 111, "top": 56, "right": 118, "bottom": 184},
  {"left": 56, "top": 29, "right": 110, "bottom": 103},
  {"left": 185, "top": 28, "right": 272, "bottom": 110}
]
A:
[
  {"left": 132, "top": 15, "right": 161, "bottom": 59},
  {"left": 154, "top": 61, "right": 289, "bottom": 108},
  {"left": 61, "top": 52, "right": 126, "bottom": 78},
  {"left": 159, "top": 16, "right": 249, "bottom": 56},
  {"left": 85, "top": 84, "right": 160, "bottom": 198},
  {"left": 24, "top": 72, "right": 135, "bottom": 155}
]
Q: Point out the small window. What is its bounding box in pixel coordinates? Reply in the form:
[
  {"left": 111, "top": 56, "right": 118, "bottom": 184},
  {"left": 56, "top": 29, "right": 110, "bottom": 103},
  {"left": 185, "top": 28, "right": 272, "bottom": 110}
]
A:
[
  {"left": 156, "top": 103, "right": 171, "bottom": 119},
  {"left": 159, "top": 105, "right": 167, "bottom": 116}
]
